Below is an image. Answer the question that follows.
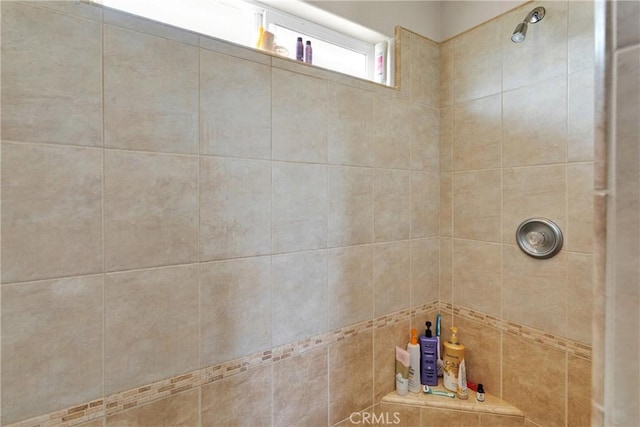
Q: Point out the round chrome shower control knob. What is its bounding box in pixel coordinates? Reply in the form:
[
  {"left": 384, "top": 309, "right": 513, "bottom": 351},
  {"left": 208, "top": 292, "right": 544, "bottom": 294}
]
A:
[
  {"left": 525, "top": 230, "right": 546, "bottom": 247},
  {"left": 516, "top": 218, "right": 563, "bottom": 259}
]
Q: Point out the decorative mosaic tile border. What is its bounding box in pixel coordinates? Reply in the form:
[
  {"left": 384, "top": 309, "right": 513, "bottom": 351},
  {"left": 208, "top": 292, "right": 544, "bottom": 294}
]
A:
[
  {"left": 7, "top": 299, "right": 589, "bottom": 427},
  {"left": 440, "top": 302, "right": 593, "bottom": 360}
]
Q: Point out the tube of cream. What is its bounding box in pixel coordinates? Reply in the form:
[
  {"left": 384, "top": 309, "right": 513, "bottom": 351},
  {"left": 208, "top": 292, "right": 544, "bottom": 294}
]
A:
[
  {"left": 456, "top": 359, "right": 469, "bottom": 399},
  {"left": 395, "top": 346, "right": 410, "bottom": 396}
]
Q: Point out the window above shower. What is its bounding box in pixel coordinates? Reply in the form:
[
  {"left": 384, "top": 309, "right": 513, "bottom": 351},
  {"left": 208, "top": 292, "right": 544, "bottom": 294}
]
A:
[{"left": 99, "top": 0, "right": 391, "bottom": 84}]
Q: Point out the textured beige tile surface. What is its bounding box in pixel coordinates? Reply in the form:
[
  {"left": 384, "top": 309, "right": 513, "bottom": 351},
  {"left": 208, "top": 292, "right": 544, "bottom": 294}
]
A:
[
  {"left": 453, "top": 239, "right": 501, "bottom": 316},
  {"left": 1, "top": 2, "right": 102, "bottom": 146},
  {"left": 411, "top": 104, "right": 440, "bottom": 172},
  {"left": 567, "top": 162, "right": 594, "bottom": 252},
  {"left": 440, "top": 173, "right": 453, "bottom": 237},
  {"left": 104, "top": 25, "right": 198, "bottom": 154},
  {"left": 453, "top": 95, "right": 502, "bottom": 171},
  {"left": 439, "top": 107, "right": 453, "bottom": 173},
  {"left": 567, "top": 253, "right": 594, "bottom": 344},
  {"left": 453, "top": 170, "right": 502, "bottom": 242},
  {"left": 328, "top": 166, "right": 373, "bottom": 247},
  {"left": 328, "top": 245, "right": 373, "bottom": 329},
  {"left": 374, "top": 169, "right": 410, "bottom": 242},
  {"left": 200, "top": 257, "right": 271, "bottom": 366},
  {"left": 200, "top": 156, "right": 271, "bottom": 261},
  {"left": 274, "top": 348, "right": 328, "bottom": 427},
  {"left": 440, "top": 238, "right": 453, "bottom": 303},
  {"left": 439, "top": 40, "right": 454, "bottom": 108},
  {"left": 272, "top": 250, "right": 328, "bottom": 346},
  {"left": 272, "top": 162, "right": 327, "bottom": 253},
  {"left": 373, "top": 241, "right": 410, "bottom": 317},
  {"left": 200, "top": 49, "right": 271, "bottom": 159},
  {"left": 411, "top": 172, "right": 439, "bottom": 238},
  {"left": 377, "top": 401, "right": 421, "bottom": 427},
  {"left": 421, "top": 407, "right": 479, "bottom": 426},
  {"left": 373, "top": 320, "right": 409, "bottom": 403},
  {"left": 1, "top": 143, "right": 102, "bottom": 283},
  {"left": 106, "top": 389, "right": 199, "bottom": 427},
  {"left": 372, "top": 96, "right": 411, "bottom": 169},
  {"left": 104, "top": 265, "right": 199, "bottom": 394},
  {"left": 567, "top": 355, "right": 591, "bottom": 427},
  {"left": 568, "top": 0, "right": 595, "bottom": 73},
  {"left": 411, "top": 238, "right": 439, "bottom": 307},
  {"left": 104, "top": 150, "right": 198, "bottom": 272},
  {"left": 568, "top": 68, "right": 595, "bottom": 162},
  {"left": 1, "top": 276, "right": 103, "bottom": 424},
  {"left": 616, "top": 0, "right": 640, "bottom": 48},
  {"left": 410, "top": 34, "right": 439, "bottom": 107},
  {"left": 272, "top": 68, "right": 327, "bottom": 163}
]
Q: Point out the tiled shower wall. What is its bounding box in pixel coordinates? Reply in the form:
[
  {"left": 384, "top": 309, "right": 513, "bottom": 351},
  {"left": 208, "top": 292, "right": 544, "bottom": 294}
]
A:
[
  {"left": 438, "top": 1, "right": 595, "bottom": 426},
  {"left": 0, "top": 1, "right": 440, "bottom": 426}
]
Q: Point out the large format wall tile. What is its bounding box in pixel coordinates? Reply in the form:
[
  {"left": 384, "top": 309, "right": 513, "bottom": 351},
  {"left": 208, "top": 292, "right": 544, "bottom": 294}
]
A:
[
  {"left": 410, "top": 34, "right": 439, "bottom": 107},
  {"left": 274, "top": 348, "right": 328, "bottom": 427},
  {"left": 567, "top": 253, "right": 593, "bottom": 344},
  {"left": 411, "top": 104, "right": 440, "bottom": 172},
  {"left": 568, "top": 68, "right": 595, "bottom": 162},
  {"left": 105, "top": 265, "right": 199, "bottom": 394},
  {"left": 372, "top": 96, "right": 411, "bottom": 169},
  {"left": 0, "top": 2, "right": 102, "bottom": 146},
  {"left": 328, "top": 82, "right": 373, "bottom": 166},
  {"left": 1, "top": 143, "right": 102, "bottom": 283},
  {"left": 503, "top": 77, "right": 567, "bottom": 167},
  {"left": 411, "top": 172, "right": 439, "bottom": 238},
  {"left": 272, "top": 250, "right": 328, "bottom": 346},
  {"left": 1, "top": 276, "right": 103, "bottom": 424},
  {"left": 104, "top": 25, "right": 198, "bottom": 154},
  {"left": 373, "top": 320, "right": 409, "bottom": 402},
  {"left": 106, "top": 389, "right": 199, "bottom": 427},
  {"left": 272, "top": 162, "right": 327, "bottom": 253},
  {"left": 453, "top": 239, "right": 501, "bottom": 316},
  {"left": 411, "top": 238, "right": 439, "bottom": 307},
  {"left": 104, "top": 150, "right": 198, "bottom": 272},
  {"left": 328, "top": 166, "right": 373, "bottom": 247},
  {"left": 439, "top": 107, "right": 453, "bottom": 173},
  {"left": 272, "top": 68, "right": 327, "bottom": 163},
  {"left": 439, "top": 40, "right": 454, "bottom": 107},
  {"left": 200, "top": 156, "right": 271, "bottom": 261},
  {"left": 200, "top": 257, "right": 271, "bottom": 366},
  {"left": 329, "top": 331, "right": 373, "bottom": 425},
  {"left": 374, "top": 169, "right": 410, "bottom": 242},
  {"left": 201, "top": 366, "right": 272, "bottom": 426},
  {"left": 440, "top": 173, "right": 453, "bottom": 237},
  {"left": 568, "top": 0, "right": 595, "bottom": 73},
  {"left": 453, "top": 169, "right": 502, "bottom": 242},
  {"left": 200, "top": 50, "right": 271, "bottom": 159},
  {"left": 568, "top": 162, "right": 594, "bottom": 252},
  {"left": 567, "top": 355, "right": 592, "bottom": 427},
  {"left": 328, "top": 245, "right": 373, "bottom": 329},
  {"left": 453, "top": 95, "right": 502, "bottom": 171},
  {"left": 373, "top": 241, "right": 410, "bottom": 317}
]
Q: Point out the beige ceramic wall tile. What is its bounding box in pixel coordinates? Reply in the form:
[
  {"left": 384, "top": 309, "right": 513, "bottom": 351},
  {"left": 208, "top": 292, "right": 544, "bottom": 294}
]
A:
[
  {"left": 411, "top": 238, "right": 439, "bottom": 307},
  {"left": 372, "top": 96, "right": 411, "bottom": 169},
  {"left": 199, "top": 34, "right": 271, "bottom": 65},
  {"left": 453, "top": 95, "right": 502, "bottom": 171},
  {"left": 1, "top": 276, "right": 103, "bottom": 425},
  {"left": 453, "top": 239, "right": 502, "bottom": 316},
  {"left": 272, "top": 162, "right": 327, "bottom": 253},
  {"left": 411, "top": 104, "right": 440, "bottom": 172},
  {"left": 104, "top": 265, "right": 199, "bottom": 394},
  {"left": 503, "top": 77, "right": 567, "bottom": 167},
  {"left": 200, "top": 156, "right": 271, "bottom": 261},
  {"left": 200, "top": 257, "right": 271, "bottom": 366},
  {"left": 616, "top": 0, "right": 640, "bottom": 48},
  {"left": 439, "top": 40, "right": 454, "bottom": 108},
  {"left": 411, "top": 172, "right": 439, "bottom": 238},
  {"left": 376, "top": 403, "right": 421, "bottom": 427},
  {"left": 440, "top": 238, "right": 453, "bottom": 303},
  {"left": 374, "top": 169, "right": 410, "bottom": 242},
  {"left": 567, "top": 162, "right": 594, "bottom": 253},
  {"left": 0, "top": 2, "right": 102, "bottom": 146},
  {"left": 106, "top": 389, "right": 199, "bottom": 427},
  {"left": 503, "top": 245, "right": 567, "bottom": 337},
  {"left": 329, "top": 331, "right": 373, "bottom": 425},
  {"left": 328, "top": 82, "right": 373, "bottom": 167},
  {"left": 272, "top": 68, "right": 328, "bottom": 163},
  {"left": 568, "top": 68, "right": 595, "bottom": 162},
  {"left": 568, "top": 0, "right": 595, "bottom": 73},
  {"left": 274, "top": 348, "right": 328, "bottom": 427},
  {"left": 395, "top": 28, "right": 412, "bottom": 100},
  {"left": 328, "top": 166, "right": 373, "bottom": 247},
  {"left": 410, "top": 34, "right": 439, "bottom": 107},
  {"left": 373, "top": 241, "right": 410, "bottom": 317},
  {"left": 440, "top": 107, "right": 453, "bottom": 173},
  {"left": 272, "top": 250, "right": 328, "bottom": 346},
  {"left": 502, "top": 164, "right": 567, "bottom": 244},
  {"left": 440, "top": 173, "right": 453, "bottom": 237},
  {"left": 104, "top": 7, "right": 199, "bottom": 46},
  {"left": 78, "top": 419, "right": 104, "bottom": 427},
  {"left": 453, "top": 316, "right": 502, "bottom": 398},
  {"left": 453, "top": 22, "right": 502, "bottom": 103},
  {"left": 201, "top": 366, "right": 272, "bottom": 426},
  {"left": 25, "top": 0, "right": 103, "bottom": 21},
  {"left": 200, "top": 49, "right": 271, "bottom": 159},
  {"left": 104, "top": 25, "right": 198, "bottom": 154},
  {"left": 453, "top": 169, "right": 502, "bottom": 243},
  {"left": 568, "top": 355, "right": 591, "bottom": 427},
  {"left": 328, "top": 245, "right": 373, "bottom": 329},
  {"left": 503, "top": 334, "right": 566, "bottom": 427},
  {"left": 479, "top": 415, "right": 525, "bottom": 427},
  {"left": 567, "top": 253, "right": 593, "bottom": 344},
  {"left": 1, "top": 143, "right": 102, "bottom": 283},
  {"left": 421, "top": 407, "right": 479, "bottom": 427},
  {"left": 104, "top": 150, "right": 198, "bottom": 272},
  {"left": 502, "top": 1, "right": 568, "bottom": 91}
]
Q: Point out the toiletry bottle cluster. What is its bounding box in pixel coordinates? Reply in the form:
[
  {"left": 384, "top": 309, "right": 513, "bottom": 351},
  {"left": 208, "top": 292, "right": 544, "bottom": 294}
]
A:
[{"left": 296, "top": 37, "right": 312, "bottom": 64}]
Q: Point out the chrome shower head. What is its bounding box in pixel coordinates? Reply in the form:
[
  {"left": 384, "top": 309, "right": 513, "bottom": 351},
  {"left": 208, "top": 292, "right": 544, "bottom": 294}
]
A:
[{"left": 511, "top": 6, "right": 545, "bottom": 43}]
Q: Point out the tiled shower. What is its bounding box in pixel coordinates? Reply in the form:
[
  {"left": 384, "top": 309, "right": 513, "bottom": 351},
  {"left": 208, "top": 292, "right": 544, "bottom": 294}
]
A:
[{"left": 0, "top": 0, "right": 634, "bottom": 426}]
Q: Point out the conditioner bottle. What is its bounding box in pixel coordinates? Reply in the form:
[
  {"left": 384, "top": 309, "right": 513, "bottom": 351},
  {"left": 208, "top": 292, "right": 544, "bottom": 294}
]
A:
[{"left": 442, "top": 326, "right": 465, "bottom": 393}]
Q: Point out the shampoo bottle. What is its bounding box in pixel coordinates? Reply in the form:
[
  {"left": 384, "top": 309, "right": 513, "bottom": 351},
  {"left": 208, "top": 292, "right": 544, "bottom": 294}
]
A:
[
  {"left": 407, "top": 329, "right": 421, "bottom": 393},
  {"left": 419, "top": 321, "right": 438, "bottom": 386},
  {"left": 442, "top": 326, "right": 465, "bottom": 393}
]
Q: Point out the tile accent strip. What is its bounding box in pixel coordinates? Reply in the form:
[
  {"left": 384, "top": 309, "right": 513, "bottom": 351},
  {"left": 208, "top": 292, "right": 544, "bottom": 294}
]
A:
[{"left": 6, "top": 299, "right": 589, "bottom": 427}]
